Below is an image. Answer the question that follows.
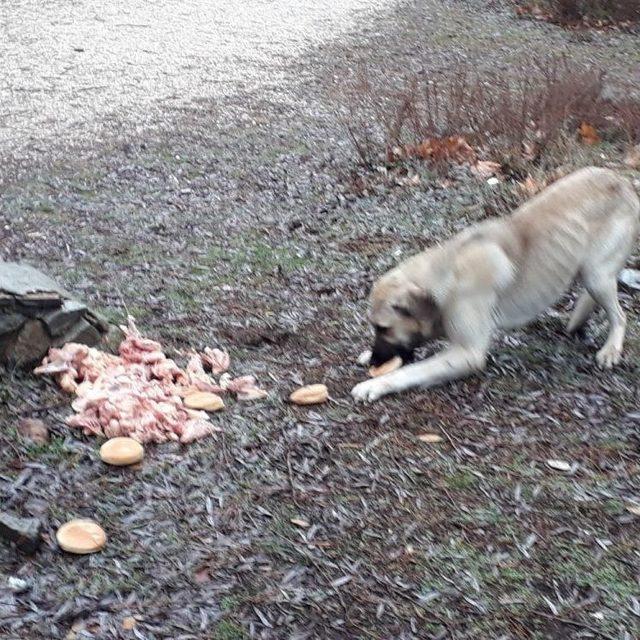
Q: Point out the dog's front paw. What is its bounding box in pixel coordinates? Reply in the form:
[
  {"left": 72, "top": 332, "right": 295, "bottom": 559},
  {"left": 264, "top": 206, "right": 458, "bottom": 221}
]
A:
[
  {"left": 351, "top": 378, "right": 389, "bottom": 403},
  {"left": 596, "top": 343, "right": 622, "bottom": 369}
]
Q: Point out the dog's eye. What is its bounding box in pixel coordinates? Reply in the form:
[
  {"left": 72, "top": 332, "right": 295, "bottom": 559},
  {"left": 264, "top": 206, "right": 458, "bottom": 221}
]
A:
[
  {"left": 393, "top": 305, "right": 412, "bottom": 319},
  {"left": 374, "top": 324, "right": 389, "bottom": 335}
]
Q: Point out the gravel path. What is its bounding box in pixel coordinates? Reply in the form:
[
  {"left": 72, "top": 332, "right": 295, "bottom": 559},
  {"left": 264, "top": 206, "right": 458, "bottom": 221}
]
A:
[{"left": 0, "top": 0, "right": 392, "bottom": 173}]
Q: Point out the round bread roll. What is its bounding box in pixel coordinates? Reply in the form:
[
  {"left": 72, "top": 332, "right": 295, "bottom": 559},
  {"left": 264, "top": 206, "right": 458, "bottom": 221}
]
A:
[
  {"left": 369, "top": 356, "right": 402, "bottom": 377},
  {"left": 56, "top": 519, "right": 107, "bottom": 554},
  {"left": 184, "top": 392, "right": 225, "bottom": 411},
  {"left": 289, "top": 384, "right": 329, "bottom": 405},
  {"left": 100, "top": 437, "right": 144, "bottom": 466}
]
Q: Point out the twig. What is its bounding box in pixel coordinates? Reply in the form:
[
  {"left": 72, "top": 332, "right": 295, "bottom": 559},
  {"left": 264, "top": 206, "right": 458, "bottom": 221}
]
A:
[
  {"left": 439, "top": 425, "right": 462, "bottom": 455},
  {"left": 286, "top": 450, "right": 301, "bottom": 508}
]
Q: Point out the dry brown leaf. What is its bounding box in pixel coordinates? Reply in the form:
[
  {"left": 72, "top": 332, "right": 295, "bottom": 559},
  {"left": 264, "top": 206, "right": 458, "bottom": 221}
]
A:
[
  {"left": 519, "top": 175, "right": 546, "bottom": 197},
  {"left": 227, "top": 375, "right": 269, "bottom": 401},
  {"left": 122, "top": 617, "right": 137, "bottom": 631},
  {"left": 624, "top": 144, "right": 640, "bottom": 169},
  {"left": 194, "top": 567, "right": 211, "bottom": 584},
  {"left": 578, "top": 122, "right": 600, "bottom": 145},
  {"left": 417, "top": 433, "right": 444, "bottom": 444},
  {"left": 290, "top": 518, "right": 310, "bottom": 528},
  {"left": 472, "top": 160, "right": 502, "bottom": 179},
  {"left": 522, "top": 140, "right": 539, "bottom": 161},
  {"left": 408, "top": 136, "right": 475, "bottom": 165},
  {"left": 200, "top": 347, "right": 230, "bottom": 374},
  {"left": 17, "top": 418, "right": 49, "bottom": 444}
]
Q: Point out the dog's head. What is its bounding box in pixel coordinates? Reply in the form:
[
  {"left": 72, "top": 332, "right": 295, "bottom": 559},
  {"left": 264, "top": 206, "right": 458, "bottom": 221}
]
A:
[{"left": 368, "top": 269, "right": 443, "bottom": 367}]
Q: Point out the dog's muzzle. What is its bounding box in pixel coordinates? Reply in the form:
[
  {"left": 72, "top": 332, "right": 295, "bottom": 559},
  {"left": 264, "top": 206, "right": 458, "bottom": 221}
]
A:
[{"left": 370, "top": 334, "right": 415, "bottom": 367}]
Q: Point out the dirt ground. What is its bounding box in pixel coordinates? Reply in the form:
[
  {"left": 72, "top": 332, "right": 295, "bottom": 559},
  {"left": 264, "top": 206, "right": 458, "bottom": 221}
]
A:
[{"left": 1, "top": 1, "right": 639, "bottom": 639}]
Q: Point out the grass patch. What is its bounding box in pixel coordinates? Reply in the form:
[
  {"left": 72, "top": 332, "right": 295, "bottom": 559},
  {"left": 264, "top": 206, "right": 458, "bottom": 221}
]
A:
[{"left": 212, "top": 620, "right": 247, "bottom": 640}]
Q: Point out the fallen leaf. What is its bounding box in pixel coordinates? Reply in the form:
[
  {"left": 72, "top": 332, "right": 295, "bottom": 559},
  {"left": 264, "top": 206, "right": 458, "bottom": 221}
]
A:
[
  {"left": 290, "top": 518, "right": 310, "bottom": 528},
  {"left": 227, "top": 375, "right": 269, "bottom": 400},
  {"left": 417, "top": 433, "right": 444, "bottom": 444},
  {"left": 408, "top": 136, "right": 476, "bottom": 165},
  {"left": 17, "top": 418, "right": 49, "bottom": 445},
  {"left": 472, "top": 160, "right": 502, "bottom": 178},
  {"left": 194, "top": 567, "right": 211, "bottom": 584},
  {"left": 624, "top": 144, "right": 640, "bottom": 169},
  {"left": 578, "top": 122, "right": 600, "bottom": 145},
  {"left": 625, "top": 504, "right": 640, "bottom": 517},
  {"left": 519, "top": 175, "right": 546, "bottom": 197},
  {"left": 546, "top": 459, "right": 571, "bottom": 472},
  {"left": 200, "top": 347, "right": 230, "bottom": 374},
  {"left": 522, "top": 140, "right": 539, "bottom": 161},
  {"left": 122, "top": 617, "right": 137, "bottom": 631}
]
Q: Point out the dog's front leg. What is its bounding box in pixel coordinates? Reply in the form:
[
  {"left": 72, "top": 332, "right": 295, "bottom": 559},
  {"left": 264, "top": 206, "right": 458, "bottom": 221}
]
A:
[{"left": 351, "top": 345, "right": 487, "bottom": 402}]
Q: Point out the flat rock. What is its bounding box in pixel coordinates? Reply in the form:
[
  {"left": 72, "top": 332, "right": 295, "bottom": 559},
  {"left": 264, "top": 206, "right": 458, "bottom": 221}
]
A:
[
  {"left": 7, "top": 320, "right": 50, "bottom": 367},
  {"left": 16, "top": 292, "right": 62, "bottom": 310},
  {"left": 55, "top": 318, "right": 101, "bottom": 347},
  {"left": 0, "top": 511, "right": 42, "bottom": 554},
  {"left": 0, "top": 262, "right": 70, "bottom": 298},
  {"left": 0, "top": 313, "right": 24, "bottom": 335},
  {"left": 42, "top": 300, "right": 87, "bottom": 336}
]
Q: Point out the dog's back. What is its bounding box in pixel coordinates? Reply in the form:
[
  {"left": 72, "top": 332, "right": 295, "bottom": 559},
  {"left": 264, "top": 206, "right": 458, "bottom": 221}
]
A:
[{"left": 486, "top": 167, "right": 639, "bottom": 328}]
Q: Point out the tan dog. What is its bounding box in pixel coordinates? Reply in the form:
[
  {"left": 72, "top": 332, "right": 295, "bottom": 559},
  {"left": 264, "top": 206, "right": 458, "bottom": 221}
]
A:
[{"left": 352, "top": 167, "right": 639, "bottom": 402}]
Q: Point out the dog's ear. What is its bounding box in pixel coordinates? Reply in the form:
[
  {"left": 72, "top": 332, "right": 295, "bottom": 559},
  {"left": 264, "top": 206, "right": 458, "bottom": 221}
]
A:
[{"left": 392, "top": 282, "right": 439, "bottom": 320}]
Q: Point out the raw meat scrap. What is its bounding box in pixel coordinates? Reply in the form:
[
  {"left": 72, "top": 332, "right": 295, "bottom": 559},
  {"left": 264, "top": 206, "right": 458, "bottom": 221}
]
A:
[
  {"left": 34, "top": 316, "right": 267, "bottom": 444},
  {"left": 200, "top": 347, "right": 231, "bottom": 374}
]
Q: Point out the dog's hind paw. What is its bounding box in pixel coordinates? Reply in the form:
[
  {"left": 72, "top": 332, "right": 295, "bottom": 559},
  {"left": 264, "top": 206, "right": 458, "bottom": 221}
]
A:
[{"left": 596, "top": 343, "right": 622, "bottom": 369}]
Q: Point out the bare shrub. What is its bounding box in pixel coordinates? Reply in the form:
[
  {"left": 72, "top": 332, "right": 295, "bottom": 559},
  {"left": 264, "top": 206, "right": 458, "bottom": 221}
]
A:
[
  {"left": 518, "top": 0, "right": 640, "bottom": 25},
  {"left": 338, "top": 56, "right": 639, "bottom": 173}
]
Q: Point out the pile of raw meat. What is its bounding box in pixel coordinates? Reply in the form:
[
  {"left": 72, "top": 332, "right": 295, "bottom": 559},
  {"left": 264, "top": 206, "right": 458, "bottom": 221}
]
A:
[{"left": 34, "top": 317, "right": 267, "bottom": 444}]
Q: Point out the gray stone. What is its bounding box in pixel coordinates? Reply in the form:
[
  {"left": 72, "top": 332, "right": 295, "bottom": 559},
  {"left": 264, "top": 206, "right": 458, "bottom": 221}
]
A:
[
  {"left": 16, "top": 292, "right": 62, "bottom": 311},
  {"left": 101, "top": 323, "right": 124, "bottom": 352},
  {"left": 84, "top": 309, "right": 110, "bottom": 333},
  {"left": 55, "top": 318, "right": 101, "bottom": 347},
  {"left": 0, "top": 293, "right": 16, "bottom": 309},
  {"left": 0, "top": 263, "right": 109, "bottom": 366},
  {"left": 8, "top": 320, "right": 50, "bottom": 367},
  {"left": 0, "top": 512, "right": 42, "bottom": 554},
  {"left": 41, "top": 299, "right": 87, "bottom": 336},
  {"left": 0, "top": 262, "right": 70, "bottom": 298},
  {"left": 0, "top": 313, "right": 25, "bottom": 335}
]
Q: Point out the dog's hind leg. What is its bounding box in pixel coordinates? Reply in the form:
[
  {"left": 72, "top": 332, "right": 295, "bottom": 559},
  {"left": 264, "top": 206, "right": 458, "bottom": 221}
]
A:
[
  {"left": 583, "top": 274, "right": 626, "bottom": 368},
  {"left": 566, "top": 290, "right": 596, "bottom": 335}
]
